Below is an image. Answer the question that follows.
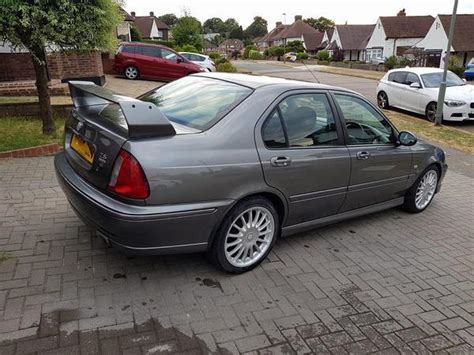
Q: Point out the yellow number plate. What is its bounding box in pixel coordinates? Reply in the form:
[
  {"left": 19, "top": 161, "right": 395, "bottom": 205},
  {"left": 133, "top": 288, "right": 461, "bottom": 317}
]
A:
[{"left": 71, "top": 134, "right": 94, "bottom": 164}]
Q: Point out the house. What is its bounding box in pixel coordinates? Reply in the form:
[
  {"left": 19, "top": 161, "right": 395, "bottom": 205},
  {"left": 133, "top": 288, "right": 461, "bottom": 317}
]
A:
[
  {"left": 320, "top": 28, "right": 334, "bottom": 48},
  {"left": 302, "top": 32, "right": 325, "bottom": 54},
  {"left": 327, "top": 24, "right": 375, "bottom": 61},
  {"left": 131, "top": 11, "right": 170, "bottom": 40},
  {"left": 116, "top": 8, "right": 134, "bottom": 42},
  {"left": 415, "top": 14, "right": 474, "bottom": 67},
  {"left": 272, "top": 16, "right": 321, "bottom": 48},
  {"left": 365, "top": 12, "right": 434, "bottom": 62},
  {"left": 257, "top": 22, "right": 289, "bottom": 49},
  {"left": 218, "top": 39, "right": 245, "bottom": 56},
  {"left": 202, "top": 39, "right": 218, "bottom": 54}
]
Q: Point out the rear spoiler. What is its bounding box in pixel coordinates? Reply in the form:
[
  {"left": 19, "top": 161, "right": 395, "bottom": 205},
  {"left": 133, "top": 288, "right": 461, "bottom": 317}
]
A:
[{"left": 68, "top": 81, "right": 176, "bottom": 139}]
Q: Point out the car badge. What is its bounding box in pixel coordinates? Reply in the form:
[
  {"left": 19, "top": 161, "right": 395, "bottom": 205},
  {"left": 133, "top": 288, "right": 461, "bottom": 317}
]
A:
[{"left": 76, "top": 121, "right": 84, "bottom": 131}]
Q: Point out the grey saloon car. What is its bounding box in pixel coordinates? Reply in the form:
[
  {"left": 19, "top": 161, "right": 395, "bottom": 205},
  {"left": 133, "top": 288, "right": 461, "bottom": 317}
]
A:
[{"left": 55, "top": 73, "right": 447, "bottom": 273}]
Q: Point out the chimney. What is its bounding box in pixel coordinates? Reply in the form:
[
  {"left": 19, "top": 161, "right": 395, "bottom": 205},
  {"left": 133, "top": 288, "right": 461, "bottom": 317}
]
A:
[
  {"left": 131, "top": 11, "right": 135, "bottom": 17},
  {"left": 150, "top": 11, "right": 154, "bottom": 17},
  {"left": 276, "top": 21, "right": 282, "bottom": 27},
  {"left": 294, "top": 15, "right": 302, "bottom": 21},
  {"left": 397, "top": 8, "right": 406, "bottom": 16}
]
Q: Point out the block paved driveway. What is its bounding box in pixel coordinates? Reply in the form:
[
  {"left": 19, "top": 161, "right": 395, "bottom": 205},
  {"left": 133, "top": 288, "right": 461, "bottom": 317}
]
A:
[{"left": 0, "top": 155, "right": 473, "bottom": 354}]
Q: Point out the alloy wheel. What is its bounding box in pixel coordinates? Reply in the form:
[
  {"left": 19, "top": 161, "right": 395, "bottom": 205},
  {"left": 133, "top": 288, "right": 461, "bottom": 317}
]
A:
[
  {"left": 426, "top": 103, "right": 437, "bottom": 122},
  {"left": 377, "top": 92, "right": 388, "bottom": 109},
  {"left": 415, "top": 170, "right": 438, "bottom": 210},
  {"left": 224, "top": 207, "right": 275, "bottom": 268},
  {"left": 125, "top": 66, "right": 138, "bottom": 80}
]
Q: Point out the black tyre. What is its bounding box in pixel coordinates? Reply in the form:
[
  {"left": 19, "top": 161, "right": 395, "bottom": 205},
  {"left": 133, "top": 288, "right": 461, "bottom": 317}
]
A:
[
  {"left": 124, "top": 65, "right": 139, "bottom": 80},
  {"left": 425, "top": 102, "right": 438, "bottom": 122},
  {"left": 402, "top": 165, "right": 439, "bottom": 213},
  {"left": 377, "top": 91, "right": 390, "bottom": 109},
  {"left": 210, "top": 197, "right": 279, "bottom": 273}
]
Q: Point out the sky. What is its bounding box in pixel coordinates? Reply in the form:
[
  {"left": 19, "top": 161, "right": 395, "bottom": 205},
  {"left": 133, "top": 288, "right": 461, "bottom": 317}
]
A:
[{"left": 124, "top": 0, "right": 473, "bottom": 29}]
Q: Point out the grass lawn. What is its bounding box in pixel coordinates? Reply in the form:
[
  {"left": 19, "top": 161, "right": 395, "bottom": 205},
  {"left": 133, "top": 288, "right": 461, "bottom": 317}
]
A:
[
  {"left": 385, "top": 110, "right": 474, "bottom": 154},
  {"left": 0, "top": 96, "right": 72, "bottom": 105},
  {"left": 0, "top": 117, "right": 64, "bottom": 152}
]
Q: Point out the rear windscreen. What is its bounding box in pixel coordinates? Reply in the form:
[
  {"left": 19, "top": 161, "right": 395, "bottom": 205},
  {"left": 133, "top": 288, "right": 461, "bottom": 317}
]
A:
[{"left": 139, "top": 76, "right": 252, "bottom": 130}]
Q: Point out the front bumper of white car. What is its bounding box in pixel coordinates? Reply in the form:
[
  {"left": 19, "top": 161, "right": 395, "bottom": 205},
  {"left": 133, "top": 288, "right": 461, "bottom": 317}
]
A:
[{"left": 443, "top": 103, "right": 474, "bottom": 121}]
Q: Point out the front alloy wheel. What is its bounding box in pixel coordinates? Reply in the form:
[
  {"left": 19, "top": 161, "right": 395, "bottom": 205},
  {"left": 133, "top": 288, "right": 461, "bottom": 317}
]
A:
[
  {"left": 211, "top": 197, "right": 279, "bottom": 273},
  {"left": 414, "top": 170, "right": 438, "bottom": 210},
  {"left": 403, "top": 166, "right": 439, "bottom": 213},
  {"left": 377, "top": 92, "right": 389, "bottom": 109},
  {"left": 425, "top": 102, "right": 438, "bottom": 122}
]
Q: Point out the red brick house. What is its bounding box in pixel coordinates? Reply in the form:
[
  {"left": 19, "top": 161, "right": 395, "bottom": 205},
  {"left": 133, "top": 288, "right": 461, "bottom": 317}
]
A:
[{"left": 218, "top": 39, "right": 245, "bottom": 56}]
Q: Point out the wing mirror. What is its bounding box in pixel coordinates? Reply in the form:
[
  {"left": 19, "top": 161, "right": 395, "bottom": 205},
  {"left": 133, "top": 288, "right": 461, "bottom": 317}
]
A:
[
  {"left": 177, "top": 57, "right": 183, "bottom": 63},
  {"left": 409, "top": 82, "right": 421, "bottom": 89},
  {"left": 397, "top": 131, "right": 417, "bottom": 146}
]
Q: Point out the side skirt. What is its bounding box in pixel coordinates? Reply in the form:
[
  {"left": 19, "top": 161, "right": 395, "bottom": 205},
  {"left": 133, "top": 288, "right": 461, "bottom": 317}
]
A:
[{"left": 281, "top": 197, "right": 404, "bottom": 237}]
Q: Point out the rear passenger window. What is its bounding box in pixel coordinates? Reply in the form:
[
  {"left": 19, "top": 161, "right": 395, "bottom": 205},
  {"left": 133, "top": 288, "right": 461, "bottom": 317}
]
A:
[
  {"left": 120, "top": 45, "right": 135, "bottom": 54},
  {"left": 263, "top": 111, "right": 287, "bottom": 148},
  {"left": 262, "top": 93, "right": 339, "bottom": 148},
  {"left": 390, "top": 72, "right": 408, "bottom": 84},
  {"left": 137, "top": 46, "right": 161, "bottom": 57},
  {"left": 406, "top": 73, "right": 420, "bottom": 85}
]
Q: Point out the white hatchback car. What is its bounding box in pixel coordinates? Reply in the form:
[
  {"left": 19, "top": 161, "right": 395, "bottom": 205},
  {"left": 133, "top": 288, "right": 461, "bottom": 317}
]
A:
[
  {"left": 376, "top": 67, "right": 474, "bottom": 122},
  {"left": 179, "top": 52, "right": 216, "bottom": 72}
]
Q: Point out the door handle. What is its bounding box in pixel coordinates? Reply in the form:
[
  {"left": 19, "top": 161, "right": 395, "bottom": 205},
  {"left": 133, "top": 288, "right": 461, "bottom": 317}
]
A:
[
  {"left": 356, "top": 151, "right": 370, "bottom": 160},
  {"left": 270, "top": 156, "right": 291, "bottom": 167}
]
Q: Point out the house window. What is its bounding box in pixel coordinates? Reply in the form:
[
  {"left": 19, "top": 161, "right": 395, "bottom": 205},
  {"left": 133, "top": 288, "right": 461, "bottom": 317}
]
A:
[{"left": 157, "top": 30, "right": 163, "bottom": 38}]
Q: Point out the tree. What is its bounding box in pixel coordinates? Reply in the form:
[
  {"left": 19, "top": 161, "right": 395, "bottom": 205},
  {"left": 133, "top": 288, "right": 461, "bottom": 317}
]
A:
[
  {"left": 244, "top": 44, "right": 258, "bottom": 59},
  {"left": 244, "top": 16, "right": 268, "bottom": 39},
  {"left": 203, "top": 17, "right": 226, "bottom": 34},
  {"left": 304, "top": 17, "right": 335, "bottom": 32},
  {"left": 229, "top": 26, "right": 245, "bottom": 40},
  {"left": 0, "top": 0, "right": 121, "bottom": 135},
  {"left": 130, "top": 26, "right": 142, "bottom": 42},
  {"left": 286, "top": 40, "right": 305, "bottom": 53},
  {"left": 224, "top": 18, "right": 240, "bottom": 35},
  {"left": 172, "top": 16, "right": 203, "bottom": 50},
  {"left": 158, "top": 14, "right": 178, "bottom": 28}
]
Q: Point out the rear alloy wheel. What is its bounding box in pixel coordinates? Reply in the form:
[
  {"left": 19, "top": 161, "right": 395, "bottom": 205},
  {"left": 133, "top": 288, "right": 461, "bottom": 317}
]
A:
[
  {"left": 377, "top": 91, "right": 389, "bottom": 109},
  {"left": 425, "top": 102, "right": 438, "bottom": 122},
  {"left": 211, "top": 197, "right": 279, "bottom": 273},
  {"left": 124, "top": 65, "right": 139, "bottom": 80},
  {"left": 403, "top": 166, "right": 439, "bottom": 213}
]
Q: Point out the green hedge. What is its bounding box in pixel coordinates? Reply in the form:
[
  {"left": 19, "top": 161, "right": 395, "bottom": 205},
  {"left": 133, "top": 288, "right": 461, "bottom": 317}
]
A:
[{"left": 217, "top": 62, "right": 237, "bottom": 73}]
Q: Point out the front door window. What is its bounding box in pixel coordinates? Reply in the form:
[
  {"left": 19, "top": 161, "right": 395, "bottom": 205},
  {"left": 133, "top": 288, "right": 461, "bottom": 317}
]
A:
[{"left": 334, "top": 94, "right": 395, "bottom": 145}]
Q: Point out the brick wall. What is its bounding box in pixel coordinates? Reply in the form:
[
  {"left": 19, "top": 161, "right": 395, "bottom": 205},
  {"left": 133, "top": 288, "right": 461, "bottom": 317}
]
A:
[{"left": 0, "top": 51, "right": 104, "bottom": 82}]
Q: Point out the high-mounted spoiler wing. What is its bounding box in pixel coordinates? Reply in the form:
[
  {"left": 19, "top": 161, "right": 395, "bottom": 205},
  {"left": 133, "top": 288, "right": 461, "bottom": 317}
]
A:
[{"left": 68, "top": 81, "right": 176, "bottom": 139}]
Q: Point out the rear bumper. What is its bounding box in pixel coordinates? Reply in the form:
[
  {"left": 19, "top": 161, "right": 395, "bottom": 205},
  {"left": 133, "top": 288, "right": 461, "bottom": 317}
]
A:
[{"left": 54, "top": 152, "right": 233, "bottom": 254}]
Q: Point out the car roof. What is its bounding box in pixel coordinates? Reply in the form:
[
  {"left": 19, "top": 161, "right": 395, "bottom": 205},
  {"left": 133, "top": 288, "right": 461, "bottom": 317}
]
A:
[
  {"left": 194, "top": 72, "right": 353, "bottom": 92},
  {"left": 120, "top": 41, "right": 172, "bottom": 50},
  {"left": 389, "top": 67, "right": 444, "bottom": 74}
]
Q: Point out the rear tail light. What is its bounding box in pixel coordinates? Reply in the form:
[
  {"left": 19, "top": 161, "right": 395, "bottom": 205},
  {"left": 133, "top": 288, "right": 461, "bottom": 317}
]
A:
[{"left": 108, "top": 149, "right": 149, "bottom": 199}]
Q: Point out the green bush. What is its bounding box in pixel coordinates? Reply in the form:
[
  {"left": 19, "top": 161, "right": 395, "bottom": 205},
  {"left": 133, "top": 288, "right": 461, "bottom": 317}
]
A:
[
  {"left": 243, "top": 44, "right": 258, "bottom": 59},
  {"left": 397, "top": 57, "right": 412, "bottom": 67},
  {"left": 208, "top": 52, "right": 220, "bottom": 61},
  {"left": 384, "top": 56, "right": 398, "bottom": 70},
  {"left": 179, "top": 44, "right": 200, "bottom": 53},
  {"left": 269, "top": 46, "right": 284, "bottom": 60},
  {"left": 248, "top": 50, "right": 263, "bottom": 60},
  {"left": 448, "top": 56, "right": 464, "bottom": 78},
  {"left": 217, "top": 62, "right": 237, "bottom": 73},
  {"left": 316, "top": 50, "right": 330, "bottom": 61},
  {"left": 215, "top": 56, "right": 229, "bottom": 66},
  {"left": 296, "top": 52, "right": 309, "bottom": 60}
]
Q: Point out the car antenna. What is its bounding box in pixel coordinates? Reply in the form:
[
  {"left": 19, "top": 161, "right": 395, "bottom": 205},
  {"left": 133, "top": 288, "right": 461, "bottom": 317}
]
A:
[{"left": 302, "top": 60, "right": 321, "bottom": 83}]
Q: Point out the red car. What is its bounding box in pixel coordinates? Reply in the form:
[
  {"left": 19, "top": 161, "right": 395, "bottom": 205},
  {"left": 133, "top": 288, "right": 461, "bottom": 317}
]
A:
[{"left": 113, "top": 42, "right": 205, "bottom": 81}]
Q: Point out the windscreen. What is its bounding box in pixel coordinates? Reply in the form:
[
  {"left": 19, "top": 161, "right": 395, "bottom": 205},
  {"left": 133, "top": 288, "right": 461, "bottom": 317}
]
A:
[
  {"left": 421, "top": 72, "right": 465, "bottom": 88},
  {"left": 140, "top": 76, "right": 252, "bottom": 130}
]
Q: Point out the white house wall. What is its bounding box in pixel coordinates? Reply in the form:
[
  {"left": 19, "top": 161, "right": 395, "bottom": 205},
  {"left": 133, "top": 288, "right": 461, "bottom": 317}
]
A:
[
  {"left": 366, "top": 18, "right": 386, "bottom": 50},
  {"left": 331, "top": 28, "right": 342, "bottom": 48},
  {"left": 417, "top": 17, "right": 452, "bottom": 52},
  {"left": 150, "top": 20, "right": 159, "bottom": 38}
]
